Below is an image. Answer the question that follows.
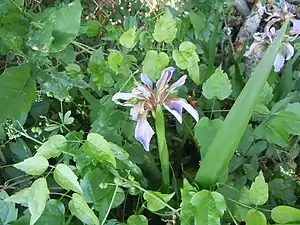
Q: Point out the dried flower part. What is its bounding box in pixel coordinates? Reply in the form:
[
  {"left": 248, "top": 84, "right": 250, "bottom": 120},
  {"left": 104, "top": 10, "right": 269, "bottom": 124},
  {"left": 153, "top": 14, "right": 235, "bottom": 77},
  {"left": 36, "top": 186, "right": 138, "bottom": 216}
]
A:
[{"left": 112, "top": 67, "right": 199, "bottom": 151}]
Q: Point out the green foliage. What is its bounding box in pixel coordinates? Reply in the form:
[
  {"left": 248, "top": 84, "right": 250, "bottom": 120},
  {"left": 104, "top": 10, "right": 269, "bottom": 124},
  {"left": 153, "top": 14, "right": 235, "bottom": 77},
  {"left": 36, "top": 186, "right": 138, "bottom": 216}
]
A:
[
  {"left": 245, "top": 209, "right": 267, "bottom": 225},
  {"left": 120, "top": 27, "right": 138, "bottom": 49},
  {"left": 142, "top": 50, "right": 169, "bottom": 80},
  {"left": 35, "top": 135, "right": 66, "bottom": 159},
  {"left": 0, "top": 191, "right": 18, "bottom": 225},
  {"left": 249, "top": 171, "right": 269, "bottom": 206},
  {"left": 127, "top": 215, "right": 148, "bottom": 225},
  {"left": 143, "top": 191, "right": 174, "bottom": 212},
  {"left": 13, "top": 156, "right": 49, "bottom": 176},
  {"left": 0, "top": 64, "right": 36, "bottom": 123},
  {"left": 271, "top": 206, "right": 300, "bottom": 224}
]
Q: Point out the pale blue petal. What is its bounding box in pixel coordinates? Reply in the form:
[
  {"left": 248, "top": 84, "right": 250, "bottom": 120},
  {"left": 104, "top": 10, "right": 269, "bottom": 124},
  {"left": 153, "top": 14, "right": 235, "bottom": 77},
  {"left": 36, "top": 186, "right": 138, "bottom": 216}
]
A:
[
  {"left": 156, "top": 67, "right": 176, "bottom": 90},
  {"left": 274, "top": 53, "right": 285, "bottom": 72},
  {"left": 132, "top": 86, "right": 152, "bottom": 99},
  {"left": 164, "top": 98, "right": 199, "bottom": 123},
  {"left": 283, "top": 42, "right": 294, "bottom": 60},
  {"left": 134, "top": 114, "right": 154, "bottom": 151},
  {"left": 170, "top": 75, "right": 187, "bottom": 91},
  {"left": 291, "top": 20, "right": 300, "bottom": 34},
  {"left": 141, "top": 72, "right": 153, "bottom": 88},
  {"left": 112, "top": 92, "right": 135, "bottom": 106}
]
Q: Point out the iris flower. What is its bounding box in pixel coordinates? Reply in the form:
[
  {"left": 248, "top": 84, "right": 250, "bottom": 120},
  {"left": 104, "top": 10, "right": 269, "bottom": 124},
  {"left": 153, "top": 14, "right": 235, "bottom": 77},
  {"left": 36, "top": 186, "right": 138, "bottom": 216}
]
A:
[{"left": 112, "top": 67, "right": 199, "bottom": 151}]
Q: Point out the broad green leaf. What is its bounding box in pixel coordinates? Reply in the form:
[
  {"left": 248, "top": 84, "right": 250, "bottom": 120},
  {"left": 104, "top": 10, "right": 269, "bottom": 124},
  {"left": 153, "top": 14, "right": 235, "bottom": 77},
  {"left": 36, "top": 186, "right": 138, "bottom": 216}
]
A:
[
  {"left": 190, "top": 190, "right": 226, "bottom": 225},
  {"left": 14, "top": 156, "right": 49, "bottom": 176},
  {"left": 35, "top": 200, "right": 65, "bottom": 225},
  {"left": 180, "top": 179, "right": 197, "bottom": 225},
  {"left": 127, "top": 215, "right": 148, "bottom": 225},
  {"left": 245, "top": 209, "right": 267, "bottom": 225},
  {"left": 87, "top": 48, "right": 106, "bottom": 88},
  {"left": 5, "top": 188, "right": 30, "bottom": 207},
  {"left": 172, "top": 41, "right": 200, "bottom": 85},
  {"left": 69, "top": 193, "right": 99, "bottom": 225},
  {"left": 35, "top": 135, "right": 67, "bottom": 159},
  {"left": 153, "top": 8, "right": 177, "bottom": 43},
  {"left": 83, "top": 133, "right": 116, "bottom": 167},
  {"left": 142, "top": 50, "right": 169, "bottom": 80},
  {"left": 259, "top": 82, "right": 273, "bottom": 105},
  {"left": 250, "top": 171, "right": 268, "bottom": 206},
  {"left": 233, "top": 187, "right": 252, "bottom": 221},
  {"left": 50, "top": 0, "right": 82, "bottom": 52},
  {"left": 119, "top": 27, "right": 138, "bottom": 49},
  {"left": 53, "top": 164, "right": 83, "bottom": 194},
  {"left": 143, "top": 191, "right": 175, "bottom": 212},
  {"left": 0, "top": 64, "right": 36, "bottom": 123},
  {"left": 194, "top": 22, "right": 289, "bottom": 188},
  {"left": 0, "top": 191, "right": 18, "bottom": 225},
  {"left": 203, "top": 67, "right": 232, "bottom": 100},
  {"left": 271, "top": 206, "right": 300, "bottom": 224},
  {"left": 83, "top": 20, "right": 102, "bottom": 37},
  {"left": 194, "top": 117, "right": 223, "bottom": 158},
  {"left": 108, "top": 50, "right": 124, "bottom": 73},
  {"left": 189, "top": 11, "right": 206, "bottom": 38},
  {"left": 28, "top": 178, "right": 49, "bottom": 225}
]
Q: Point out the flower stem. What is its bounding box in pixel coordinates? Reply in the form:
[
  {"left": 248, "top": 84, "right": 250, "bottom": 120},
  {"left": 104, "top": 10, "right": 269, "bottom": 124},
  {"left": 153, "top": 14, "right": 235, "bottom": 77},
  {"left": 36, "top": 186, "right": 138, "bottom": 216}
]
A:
[{"left": 155, "top": 106, "right": 169, "bottom": 191}]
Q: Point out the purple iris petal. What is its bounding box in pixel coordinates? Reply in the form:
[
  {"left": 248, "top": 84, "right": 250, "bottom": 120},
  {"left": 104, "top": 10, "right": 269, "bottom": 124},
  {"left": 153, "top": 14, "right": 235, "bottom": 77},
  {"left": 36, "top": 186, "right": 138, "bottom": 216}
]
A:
[
  {"left": 156, "top": 67, "right": 176, "bottom": 90},
  {"left": 274, "top": 53, "right": 285, "bottom": 72},
  {"left": 283, "top": 42, "right": 294, "bottom": 60},
  {"left": 164, "top": 98, "right": 199, "bottom": 124},
  {"left": 278, "top": 0, "right": 287, "bottom": 11},
  {"left": 112, "top": 92, "right": 135, "bottom": 106},
  {"left": 132, "top": 86, "right": 152, "bottom": 99},
  {"left": 170, "top": 75, "right": 187, "bottom": 91},
  {"left": 291, "top": 20, "right": 300, "bottom": 34},
  {"left": 141, "top": 73, "right": 153, "bottom": 89},
  {"left": 134, "top": 114, "right": 154, "bottom": 151}
]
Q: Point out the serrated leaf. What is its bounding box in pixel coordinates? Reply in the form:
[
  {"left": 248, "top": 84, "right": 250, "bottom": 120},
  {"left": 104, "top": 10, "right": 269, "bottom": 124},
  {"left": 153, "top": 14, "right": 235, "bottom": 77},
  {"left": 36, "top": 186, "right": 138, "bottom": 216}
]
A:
[
  {"left": 203, "top": 67, "right": 232, "bottom": 100},
  {"left": 14, "top": 156, "right": 49, "bottom": 176},
  {"left": 83, "top": 133, "right": 116, "bottom": 167},
  {"left": 245, "top": 209, "right": 267, "bottom": 225},
  {"left": 35, "top": 135, "right": 67, "bottom": 159},
  {"left": 142, "top": 50, "right": 169, "bottom": 80},
  {"left": 250, "top": 171, "right": 268, "bottom": 205},
  {"left": 108, "top": 50, "right": 124, "bottom": 73},
  {"left": 127, "top": 215, "right": 148, "bottom": 225},
  {"left": 153, "top": 8, "right": 177, "bottom": 43},
  {"left": 271, "top": 206, "right": 300, "bottom": 224},
  {"left": 143, "top": 191, "right": 175, "bottom": 212},
  {"left": 53, "top": 164, "right": 83, "bottom": 194},
  {"left": 28, "top": 178, "right": 49, "bottom": 225},
  {"left": 5, "top": 188, "right": 30, "bottom": 207},
  {"left": 0, "top": 64, "right": 36, "bottom": 123},
  {"left": 50, "top": 0, "right": 82, "bottom": 52},
  {"left": 190, "top": 190, "right": 226, "bottom": 225},
  {"left": 119, "top": 27, "right": 137, "bottom": 49},
  {"left": 69, "top": 193, "right": 99, "bottom": 225},
  {"left": 194, "top": 117, "right": 223, "bottom": 158}
]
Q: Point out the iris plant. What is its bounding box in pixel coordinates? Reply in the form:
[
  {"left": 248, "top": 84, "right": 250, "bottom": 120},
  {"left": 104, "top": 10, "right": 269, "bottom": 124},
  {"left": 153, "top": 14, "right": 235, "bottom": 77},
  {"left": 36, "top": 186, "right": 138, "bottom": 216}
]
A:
[
  {"left": 246, "top": 0, "right": 300, "bottom": 72},
  {"left": 113, "top": 67, "right": 199, "bottom": 188}
]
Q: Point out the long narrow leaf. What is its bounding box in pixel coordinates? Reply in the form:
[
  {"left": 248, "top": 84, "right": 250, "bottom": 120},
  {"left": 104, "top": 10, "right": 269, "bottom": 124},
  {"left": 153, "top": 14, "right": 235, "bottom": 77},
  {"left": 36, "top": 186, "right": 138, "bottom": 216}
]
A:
[{"left": 194, "top": 21, "right": 288, "bottom": 188}]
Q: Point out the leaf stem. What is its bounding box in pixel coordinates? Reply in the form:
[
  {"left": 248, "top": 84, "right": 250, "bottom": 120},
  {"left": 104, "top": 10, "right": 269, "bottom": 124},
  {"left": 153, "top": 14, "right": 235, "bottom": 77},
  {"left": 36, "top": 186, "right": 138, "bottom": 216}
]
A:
[{"left": 101, "top": 185, "right": 119, "bottom": 225}]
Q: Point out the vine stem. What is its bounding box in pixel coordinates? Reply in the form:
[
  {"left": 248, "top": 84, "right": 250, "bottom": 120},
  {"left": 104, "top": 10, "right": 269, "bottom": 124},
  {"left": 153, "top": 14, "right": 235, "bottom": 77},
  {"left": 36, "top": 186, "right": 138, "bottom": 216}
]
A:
[
  {"left": 226, "top": 197, "right": 272, "bottom": 213},
  {"left": 101, "top": 185, "right": 119, "bottom": 225}
]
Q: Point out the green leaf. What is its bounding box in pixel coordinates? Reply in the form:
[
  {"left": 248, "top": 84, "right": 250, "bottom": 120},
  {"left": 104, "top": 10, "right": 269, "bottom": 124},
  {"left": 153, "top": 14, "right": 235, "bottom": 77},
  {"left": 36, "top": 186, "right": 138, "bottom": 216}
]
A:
[
  {"left": 143, "top": 191, "right": 175, "bottom": 212},
  {"left": 87, "top": 48, "right": 106, "bottom": 88},
  {"left": 50, "top": 0, "right": 82, "bottom": 52},
  {"left": 153, "top": 8, "right": 177, "bottom": 43},
  {"left": 83, "top": 20, "right": 102, "bottom": 37},
  {"left": 0, "top": 64, "right": 36, "bottom": 123},
  {"left": 194, "top": 21, "right": 289, "bottom": 188},
  {"left": 172, "top": 41, "right": 200, "bottom": 85},
  {"left": 35, "top": 200, "right": 65, "bottom": 225},
  {"left": 245, "top": 209, "right": 267, "bottom": 225},
  {"left": 14, "top": 156, "right": 49, "bottom": 176},
  {"left": 271, "top": 206, "right": 300, "bottom": 224},
  {"left": 190, "top": 190, "right": 226, "bottom": 225},
  {"left": 250, "top": 171, "right": 268, "bottom": 206},
  {"left": 203, "top": 67, "right": 232, "bottom": 100},
  {"left": 83, "top": 133, "right": 116, "bottom": 167},
  {"left": 180, "top": 179, "right": 197, "bottom": 225},
  {"left": 5, "top": 188, "right": 30, "bottom": 207},
  {"left": 194, "top": 117, "right": 223, "bottom": 158},
  {"left": 69, "top": 193, "right": 99, "bottom": 225},
  {"left": 35, "top": 135, "right": 67, "bottom": 159},
  {"left": 108, "top": 50, "right": 124, "bottom": 73},
  {"left": 189, "top": 11, "right": 206, "bottom": 38},
  {"left": 119, "top": 27, "right": 138, "bottom": 49},
  {"left": 259, "top": 82, "right": 273, "bottom": 105},
  {"left": 53, "top": 164, "right": 83, "bottom": 194},
  {"left": 142, "top": 50, "right": 169, "bottom": 80},
  {"left": 28, "top": 178, "right": 49, "bottom": 225},
  {"left": 233, "top": 187, "right": 252, "bottom": 221},
  {"left": 0, "top": 191, "right": 18, "bottom": 225},
  {"left": 127, "top": 215, "right": 148, "bottom": 225}
]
